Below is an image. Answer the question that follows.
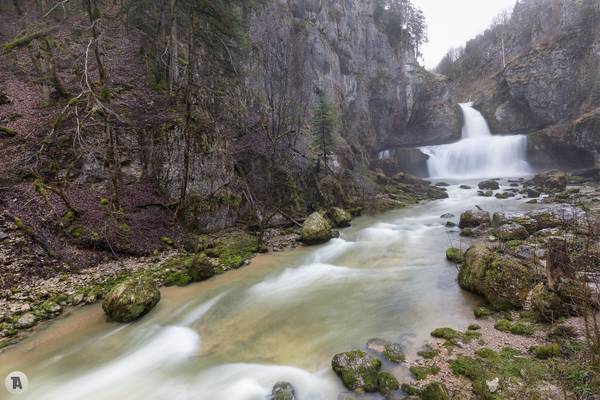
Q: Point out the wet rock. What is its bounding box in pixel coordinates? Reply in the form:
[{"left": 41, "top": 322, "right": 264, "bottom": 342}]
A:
[
  {"left": 478, "top": 190, "right": 493, "bottom": 197},
  {"left": 527, "top": 204, "right": 584, "bottom": 230},
  {"left": 446, "top": 247, "right": 463, "bottom": 264},
  {"left": 494, "top": 223, "right": 530, "bottom": 241},
  {"left": 495, "top": 192, "right": 510, "bottom": 199},
  {"left": 102, "top": 277, "right": 161, "bottom": 322},
  {"left": 459, "top": 210, "right": 491, "bottom": 228},
  {"left": 366, "top": 339, "right": 405, "bottom": 363},
  {"left": 435, "top": 182, "right": 450, "bottom": 187},
  {"left": 420, "top": 382, "right": 450, "bottom": 400},
  {"left": 478, "top": 180, "right": 500, "bottom": 190},
  {"left": 440, "top": 213, "right": 454, "bottom": 219},
  {"left": 332, "top": 350, "right": 381, "bottom": 392},
  {"left": 459, "top": 244, "right": 543, "bottom": 309},
  {"left": 527, "top": 188, "right": 541, "bottom": 198},
  {"left": 16, "top": 313, "right": 36, "bottom": 329},
  {"left": 271, "top": 381, "right": 296, "bottom": 400},
  {"left": 459, "top": 185, "right": 472, "bottom": 189},
  {"left": 445, "top": 221, "right": 456, "bottom": 228},
  {"left": 377, "top": 372, "right": 399, "bottom": 395},
  {"left": 328, "top": 207, "right": 352, "bottom": 228},
  {"left": 531, "top": 171, "right": 568, "bottom": 193},
  {"left": 183, "top": 254, "right": 216, "bottom": 282},
  {"left": 530, "top": 283, "right": 570, "bottom": 322},
  {"left": 300, "top": 212, "right": 333, "bottom": 245},
  {"left": 492, "top": 212, "right": 538, "bottom": 234}
]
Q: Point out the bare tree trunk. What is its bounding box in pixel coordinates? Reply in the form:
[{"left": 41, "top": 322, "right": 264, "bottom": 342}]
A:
[
  {"left": 105, "top": 121, "right": 120, "bottom": 209},
  {"left": 13, "top": 0, "right": 22, "bottom": 15},
  {"left": 86, "top": 0, "right": 106, "bottom": 84},
  {"left": 167, "top": 0, "right": 178, "bottom": 93}
]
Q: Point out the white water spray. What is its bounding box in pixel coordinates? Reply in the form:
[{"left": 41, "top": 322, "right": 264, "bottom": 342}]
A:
[{"left": 421, "top": 103, "right": 530, "bottom": 179}]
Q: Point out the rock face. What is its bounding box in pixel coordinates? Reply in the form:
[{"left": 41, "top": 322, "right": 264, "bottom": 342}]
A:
[
  {"left": 102, "top": 277, "right": 161, "bottom": 322},
  {"left": 459, "top": 244, "right": 543, "bottom": 309},
  {"left": 459, "top": 210, "right": 491, "bottom": 228},
  {"left": 331, "top": 350, "right": 382, "bottom": 392},
  {"left": 442, "top": 0, "right": 600, "bottom": 169},
  {"left": 300, "top": 212, "right": 334, "bottom": 244},
  {"left": 373, "top": 148, "right": 431, "bottom": 177}
]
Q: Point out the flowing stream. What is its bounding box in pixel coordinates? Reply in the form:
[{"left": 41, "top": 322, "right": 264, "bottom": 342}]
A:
[
  {"left": 421, "top": 103, "right": 531, "bottom": 179},
  {"left": 0, "top": 182, "right": 540, "bottom": 400}
]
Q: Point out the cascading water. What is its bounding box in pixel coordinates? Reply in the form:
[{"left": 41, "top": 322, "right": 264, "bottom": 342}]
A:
[{"left": 421, "top": 103, "right": 531, "bottom": 179}]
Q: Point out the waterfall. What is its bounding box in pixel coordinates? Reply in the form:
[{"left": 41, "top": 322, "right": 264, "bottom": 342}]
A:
[{"left": 421, "top": 103, "right": 531, "bottom": 179}]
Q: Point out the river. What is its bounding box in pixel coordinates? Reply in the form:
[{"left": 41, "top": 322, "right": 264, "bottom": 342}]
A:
[{"left": 0, "top": 180, "right": 540, "bottom": 400}]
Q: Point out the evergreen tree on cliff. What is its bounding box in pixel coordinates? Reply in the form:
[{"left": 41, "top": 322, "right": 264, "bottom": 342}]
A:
[{"left": 311, "top": 93, "right": 336, "bottom": 171}]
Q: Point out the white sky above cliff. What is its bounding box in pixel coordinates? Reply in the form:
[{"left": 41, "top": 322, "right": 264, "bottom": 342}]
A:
[{"left": 411, "top": 0, "right": 517, "bottom": 69}]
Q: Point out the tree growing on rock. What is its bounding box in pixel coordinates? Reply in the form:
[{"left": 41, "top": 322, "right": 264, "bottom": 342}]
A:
[{"left": 311, "top": 93, "right": 337, "bottom": 171}]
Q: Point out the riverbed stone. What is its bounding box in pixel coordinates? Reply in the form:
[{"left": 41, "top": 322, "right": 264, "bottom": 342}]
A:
[
  {"left": 102, "top": 277, "right": 161, "bottom": 322},
  {"left": 271, "top": 381, "right": 296, "bottom": 400},
  {"left": 328, "top": 207, "right": 352, "bottom": 228},
  {"left": 332, "top": 350, "right": 382, "bottom": 392},
  {"left": 531, "top": 171, "right": 568, "bottom": 193},
  {"left": 301, "top": 212, "right": 333, "bottom": 244},
  {"left": 446, "top": 247, "right": 463, "bottom": 263},
  {"left": 459, "top": 209, "right": 491, "bottom": 228},
  {"left": 459, "top": 244, "right": 543, "bottom": 309},
  {"left": 494, "top": 223, "right": 530, "bottom": 241},
  {"left": 478, "top": 180, "right": 500, "bottom": 190},
  {"left": 15, "top": 312, "right": 36, "bottom": 329},
  {"left": 492, "top": 212, "right": 538, "bottom": 234},
  {"left": 378, "top": 372, "right": 399, "bottom": 395}
]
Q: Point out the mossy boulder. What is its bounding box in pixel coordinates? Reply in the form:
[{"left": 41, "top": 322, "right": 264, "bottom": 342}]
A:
[
  {"left": 328, "top": 207, "right": 352, "bottom": 228},
  {"left": 459, "top": 209, "right": 491, "bottom": 228},
  {"left": 377, "top": 372, "right": 399, "bottom": 395},
  {"left": 494, "top": 223, "right": 530, "bottom": 241},
  {"left": 102, "top": 277, "right": 161, "bottom": 322},
  {"left": 478, "top": 180, "right": 500, "bottom": 190},
  {"left": 271, "top": 382, "right": 296, "bottom": 400},
  {"left": 459, "top": 244, "right": 543, "bottom": 309},
  {"left": 420, "top": 382, "right": 450, "bottom": 400},
  {"left": 530, "top": 283, "right": 570, "bottom": 322},
  {"left": 182, "top": 253, "right": 215, "bottom": 281},
  {"left": 331, "top": 350, "right": 382, "bottom": 392},
  {"left": 492, "top": 212, "right": 538, "bottom": 234},
  {"left": 446, "top": 247, "right": 463, "bottom": 263},
  {"left": 527, "top": 204, "right": 584, "bottom": 230},
  {"left": 301, "top": 212, "right": 334, "bottom": 245}
]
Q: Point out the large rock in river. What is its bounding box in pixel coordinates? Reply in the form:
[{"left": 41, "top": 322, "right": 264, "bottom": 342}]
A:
[
  {"left": 459, "top": 244, "right": 543, "bottom": 310},
  {"left": 102, "top": 277, "right": 161, "bottom": 322},
  {"left": 530, "top": 170, "right": 568, "bottom": 193},
  {"left": 459, "top": 210, "right": 491, "bottom": 228},
  {"left": 328, "top": 207, "right": 352, "bottom": 228},
  {"left": 332, "top": 350, "right": 382, "bottom": 392},
  {"left": 478, "top": 180, "right": 499, "bottom": 190},
  {"left": 494, "top": 223, "right": 530, "bottom": 241},
  {"left": 271, "top": 382, "right": 296, "bottom": 400},
  {"left": 301, "top": 212, "right": 334, "bottom": 244}
]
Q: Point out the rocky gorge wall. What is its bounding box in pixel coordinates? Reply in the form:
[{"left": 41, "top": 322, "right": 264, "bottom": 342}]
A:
[{"left": 441, "top": 0, "right": 600, "bottom": 170}]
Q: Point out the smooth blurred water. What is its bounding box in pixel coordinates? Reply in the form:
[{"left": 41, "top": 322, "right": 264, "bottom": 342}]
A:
[
  {"left": 422, "top": 104, "right": 531, "bottom": 179},
  {"left": 0, "top": 181, "right": 541, "bottom": 400}
]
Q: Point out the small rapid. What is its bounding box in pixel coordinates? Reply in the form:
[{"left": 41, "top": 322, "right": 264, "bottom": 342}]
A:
[{"left": 421, "top": 103, "right": 531, "bottom": 179}]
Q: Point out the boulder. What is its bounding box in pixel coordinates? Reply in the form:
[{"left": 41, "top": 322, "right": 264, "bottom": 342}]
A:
[
  {"left": 530, "top": 283, "right": 570, "bottom": 322},
  {"left": 527, "top": 204, "right": 584, "bottom": 230},
  {"left": 440, "top": 213, "right": 454, "bottom": 219},
  {"left": 527, "top": 188, "right": 541, "bottom": 198},
  {"left": 459, "top": 185, "right": 472, "bottom": 189},
  {"left": 494, "top": 224, "right": 530, "bottom": 241},
  {"left": 459, "top": 244, "right": 543, "bottom": 309},
  {"left": 459, "top": 210, "right": 491, "bottom": 228},
  {"left": 328, "top": 207, "right": 352, "bottom": 228},
  {"left": 15, "top": 313, "right": 36, "bottom": 329},
  {"left": 271, "top": 382, "right": 296, "bottom": 400},
  {"left": 332, "top": 350, "right": 381, "bottom": 392},
  {"left": 446, "top": 247, "right": 463, "bottom": 264},
  {"left": 366, "top": 338, "right": 405, "bottom": 362},
  {"left": 492, "top": 212, "right": 538, "bottom": 234},
  {"left": 377, "top": 372, "right": 399, "bottom": 395},
  {"left": 184, "top": 254, "right": 216, "bottom": 282},
  {"left": 478, "top": 180, "right": 500, "bottom": 190},
  {"left": 102, "top": 277, "right": 161, "bottom": 322},
  {"left": 300, "top": 212, "right": 333, "bottom": 244},
  {"left": 531, "top": 171, "right": 568, "bottom": 193}
]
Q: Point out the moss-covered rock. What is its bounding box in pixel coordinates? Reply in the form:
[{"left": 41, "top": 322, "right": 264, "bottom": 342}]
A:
[
  {"left": 530, "top": 283, "right": 570, "bottom": 322},
  {"left": 474, "top": 306, "right": 494, "bottom": 319},
  {"left": 494, "top": 319, "right": 535, "bottom": 336},
  {"left": 410, "top": 365, "right": 440, "bottom": 380},
  {"left": 531, "top": 170, "right": 568, "bottom": 193},
  {"left": 446, "top": 247, "right": 463, "bottom": 263},
  {"left": 383, "top": 342, "right": 405, "bottom": 363},
  {"left": 301, "top": 212, "right": 333, "bottom": 245},
  {"left": 492, "top": 212, "right": 539, "bottom": 234},
  {"left": 459, "top": 244, "right": 543, "bottom": 309},
  {"left": 328, "top": 207, "right": 352, "bottom": 228},
  {"left": 331, "top": 350, "right": 382, "bottom": 392},
  {"left": 420, "top": 382, "right": 450, "bottom": 400},
  {"left": 101, "top": 277, "right": 160, "bottom": 322},
  {"left": 459, "top": 209, "right": 491, "bottom": 228},
  {"left": 377, "top": 371, "right": 399, "bottom": 395},
  {"left": 531, "top": 343, "right": 560, "bottom": 359}
]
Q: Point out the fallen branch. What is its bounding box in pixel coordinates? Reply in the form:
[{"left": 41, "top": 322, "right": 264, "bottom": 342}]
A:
[
  {"left": 2, "top": 27, "right": 58, "bottom": 53},
  {"left": 3, "top": 212, "right": 57, "bottom": 258}
]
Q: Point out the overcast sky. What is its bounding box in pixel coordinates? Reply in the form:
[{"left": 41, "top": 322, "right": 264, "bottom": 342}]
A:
[{"left": 411, "top": 0, "right": 518, "bottom": 69}]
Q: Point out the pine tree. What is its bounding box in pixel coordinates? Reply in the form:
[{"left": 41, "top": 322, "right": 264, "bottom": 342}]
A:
[{"left": 311, "top": 93, "right": 336, "bottom": 168}]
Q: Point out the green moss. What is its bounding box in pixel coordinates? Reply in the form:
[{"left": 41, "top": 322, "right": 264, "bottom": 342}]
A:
[
  {"left": 446, "top": 247, "right": 463, "bottom": 263},
  {"left": 161, "top": 236, "right": 174, "bottom": 246},
  {"left": 417, "top": 349, "right": 441, "bottom": 360},
  {"left": 420, "top": 382, "right": 450, "bottom": 400},
  {"left": 474, "top": 306, "right": 494, "bottom": 319},
  {"left": 214, "top": 232, "right": 259, "bottom": 268},
  {"left": 100, "top": 197, "right": 109, "bottom": 206},
  {"left": 401, "top": 383, "right": 421, "bottom": 395},
  {"left": 68, "top": 226, "right": 82, "bottom": 238},
  {"left": 383, "top": 343, "right": 405, "bottom": 363},
  {"left": 409, "top": 365, "right": 440, "bottom": 380},
  {"left": 163, "top": 270, "right": 192, "bottom": 287},
  {"left": 118, "top": 223, "right": 130, "bottom": 233},
  {"left": 494, "top": 319, "right": 535, "bottom": 336},
  {"left": 532, "top": 343, "right": 560, "bottom": 359},
  {"left": 468, "top": 324, "right": 481, "bottom": 331},
  {"left": 0, "top": 126, "right": 16, "bottom": 137},
  {"left": 377, "top": 371, "right": 399, "bottom": 394},
  {"left": 431, "top": 327, "right": 461, "bottom": 340}
]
